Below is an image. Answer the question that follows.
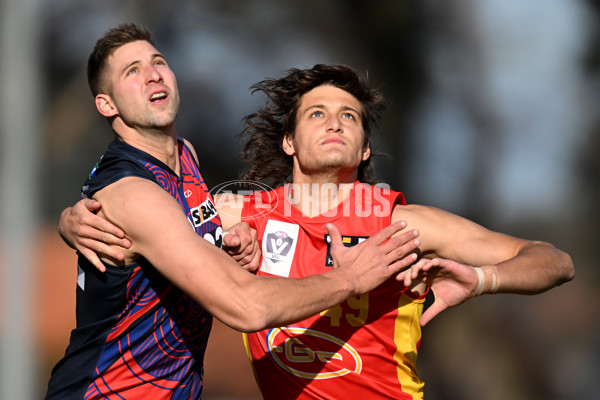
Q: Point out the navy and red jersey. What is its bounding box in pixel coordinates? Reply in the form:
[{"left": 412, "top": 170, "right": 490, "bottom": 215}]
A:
[
  {"left": 45, "top": 138, "right": 221, "bottom": 400},
  {"left": 242, "top": 182, "right": 426, "bottom": 400}
]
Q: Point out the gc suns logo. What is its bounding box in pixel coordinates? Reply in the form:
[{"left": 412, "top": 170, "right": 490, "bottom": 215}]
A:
[{"left": 266, "top": 327, "right": 362, "bottom": 379}]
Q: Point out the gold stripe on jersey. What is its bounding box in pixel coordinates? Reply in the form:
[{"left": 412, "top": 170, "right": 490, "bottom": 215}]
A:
[
  {"left": 242, "top": 333, "right": 263, "bottom": 394},
  {"left": 393, "top": 292, "right": 426, "bottom": 399}
]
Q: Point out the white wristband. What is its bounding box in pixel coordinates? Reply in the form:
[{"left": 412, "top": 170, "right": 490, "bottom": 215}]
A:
[
  {"left": 473, "top": 267, "right": 486, "bottom": 296},
  {"left": 471, "top": 265, "right": 499, "bottom": 297}
]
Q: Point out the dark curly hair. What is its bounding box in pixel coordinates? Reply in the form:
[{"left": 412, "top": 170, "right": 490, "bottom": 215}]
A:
[
  {"left": 87, "top": 23, "right": 154, "bottom": 97},
  {"left": 238, "top": 64, "right": 389, "bottom": 187}
]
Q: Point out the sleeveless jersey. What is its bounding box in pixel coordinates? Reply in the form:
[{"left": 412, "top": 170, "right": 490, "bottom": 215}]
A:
[
  {"left": 45, "top": 138, "right": 222, "bottom": 400},
  {"left": 242, "top": 182, "right": 425, "bottom": 400}
]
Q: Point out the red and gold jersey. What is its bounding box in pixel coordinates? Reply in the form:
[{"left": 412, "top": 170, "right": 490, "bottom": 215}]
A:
[{"left": 242, "top": 182, "right": 425, "bottom": 400}]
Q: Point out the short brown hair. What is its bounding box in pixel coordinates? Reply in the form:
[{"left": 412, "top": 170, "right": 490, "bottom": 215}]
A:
[{"left": 87, "top": 23, "right": 154, "bottom": 97}]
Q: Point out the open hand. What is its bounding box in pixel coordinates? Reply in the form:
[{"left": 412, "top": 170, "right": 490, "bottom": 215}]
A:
[
  {"left": 327, "top": 221, "right": 420, "bottom": 296},
  {"left": 57, "top": 198, "right": 131, "bottom": 272},
  {"left": 398, "top": 258, "right": 478, "bottom": 326}
]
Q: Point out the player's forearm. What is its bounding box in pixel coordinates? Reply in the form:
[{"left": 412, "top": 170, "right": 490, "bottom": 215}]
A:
[
  {"left": 489, "top": 241, "right": 574, "bottom": 295},
  {"left": 242, "top": 220, "right": 420, "bottom": 329},
  {"left": 238, "top": 271, "right": 354, "bottom": 332},
  {"left": 166, "top": 243, "right": 353, "bottom": 333}
]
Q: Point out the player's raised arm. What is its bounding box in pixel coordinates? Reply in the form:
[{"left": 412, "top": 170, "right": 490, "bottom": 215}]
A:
[{"left": 395, "top": 203, "right": 573, "bottom": 295}]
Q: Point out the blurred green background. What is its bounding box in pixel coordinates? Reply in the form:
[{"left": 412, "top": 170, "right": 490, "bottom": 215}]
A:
[{"left": 1, "top": 0, "right": 599, "bottom": 399}]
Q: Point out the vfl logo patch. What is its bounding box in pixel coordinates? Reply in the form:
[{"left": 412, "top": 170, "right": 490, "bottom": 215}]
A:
[
  {"left": 324, "top": 234, "right": 369, "bottom": 267},
  {"left": 261, "top": 220, "right": 299, "bottom": 277},
  {"left": 190, "top": 198, "right": 218, "bottom": 228},
  {"left": 266, "top": 327, "right": 362, "bottom": 379},
  {"left": 266, "top": 231, "right": 293, "bottom": 261}
]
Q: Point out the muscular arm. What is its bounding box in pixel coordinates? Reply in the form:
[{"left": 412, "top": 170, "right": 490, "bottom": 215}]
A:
[
  {"left": 395, "top": 204, "right": 574, "bottom": 295},
  {"left": 58, "top": 192, "right": 255, "bottom": 270},
  {"left": 94, "top": 177, "right": 419, "bottom": 333}
]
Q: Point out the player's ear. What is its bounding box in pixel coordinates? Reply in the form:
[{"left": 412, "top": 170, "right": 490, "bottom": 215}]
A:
[
  {"left": 282, "top": 133, "right": 295, "bottom": 156},
  {"left": 362, "top": 141, "right": 371, "bottom": 161},
  {"left": 95, "top": 94, "right": 118, "bottom": 118}
]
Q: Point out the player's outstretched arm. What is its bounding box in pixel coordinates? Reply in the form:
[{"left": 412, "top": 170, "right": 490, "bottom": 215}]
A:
[
  {"left": 236, "top": 221, "right": 421, "bottom": 329},
  {"left": 99, "top": 179, "right": 423, "bottom": 332},
  {"left": 395, "top": 204, "right": 574, "bottom": 295}
]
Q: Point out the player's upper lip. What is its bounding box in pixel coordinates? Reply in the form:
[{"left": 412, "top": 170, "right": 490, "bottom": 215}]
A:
[{"left": 321, "top": 136, "right": 345, "bottom": 145}]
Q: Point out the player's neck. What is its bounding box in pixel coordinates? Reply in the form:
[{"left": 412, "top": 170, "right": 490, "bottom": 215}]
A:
[
  {"left": 116, "top": 125, "right": 181, "bottom": 175},
  {"left": 288, "top": 171, "right": 357, "bottom": 217}
]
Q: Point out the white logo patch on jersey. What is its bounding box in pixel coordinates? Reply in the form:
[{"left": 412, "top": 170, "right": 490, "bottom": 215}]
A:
[
  {"left": 261, "top": 220, "right": 299, "bottom": 277},
  {"left": 190, "top": 198, "right": 218, "bottom": 228}
]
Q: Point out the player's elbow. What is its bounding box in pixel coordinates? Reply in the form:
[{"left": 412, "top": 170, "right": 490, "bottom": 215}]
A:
[
  {"left": 530, "top": 242, "right": 575, "bottom": 288},
  {"left": 220, "top": 303, "right": 273, "bottom": 333},
  {"left": 557, "top": 250, "right": 575, "bottom": 284}
]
